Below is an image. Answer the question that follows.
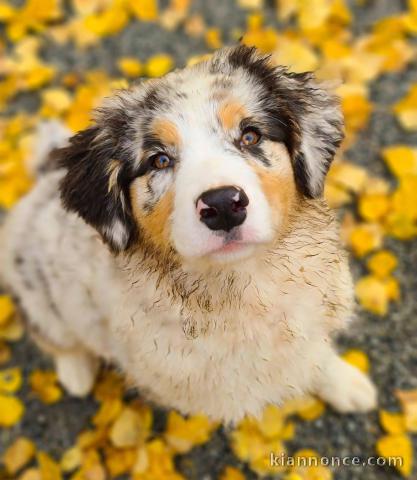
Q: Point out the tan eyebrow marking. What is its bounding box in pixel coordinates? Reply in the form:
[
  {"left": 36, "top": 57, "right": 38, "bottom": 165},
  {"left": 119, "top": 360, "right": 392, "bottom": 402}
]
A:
[
  {"left": 218, "top": 100, "right": 247, "bottom": 131},
  {"left": 152, "top": 119, "right": 181, "bottom": 147}
]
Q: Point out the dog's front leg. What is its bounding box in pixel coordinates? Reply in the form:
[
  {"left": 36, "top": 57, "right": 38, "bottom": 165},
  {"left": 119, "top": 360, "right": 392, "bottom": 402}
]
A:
[{"left": 313, "top": 345, "right": 378, "bottom": 413}]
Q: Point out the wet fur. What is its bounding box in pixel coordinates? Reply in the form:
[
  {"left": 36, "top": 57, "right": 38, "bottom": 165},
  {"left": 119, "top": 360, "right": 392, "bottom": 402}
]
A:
[{"left": 0, "top": 46, "right": 377, "bottom": 423}]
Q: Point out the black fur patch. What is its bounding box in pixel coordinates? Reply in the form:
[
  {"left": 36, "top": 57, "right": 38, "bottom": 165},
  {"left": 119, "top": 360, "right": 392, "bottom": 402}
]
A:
[{"left": 58, "top": 126, "right": 137, "bottom": 252}]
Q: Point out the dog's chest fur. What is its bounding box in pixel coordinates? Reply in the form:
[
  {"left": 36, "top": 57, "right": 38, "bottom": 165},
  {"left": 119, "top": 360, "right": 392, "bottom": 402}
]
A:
[{"left": 1, "top": 171, "right": 353, "bottom": 424}]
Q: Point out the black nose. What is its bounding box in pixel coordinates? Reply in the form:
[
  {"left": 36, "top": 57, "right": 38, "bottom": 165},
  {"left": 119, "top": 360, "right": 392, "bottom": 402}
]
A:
[{"left": 197, "top": 186, "right": 249, "bottom": 232}]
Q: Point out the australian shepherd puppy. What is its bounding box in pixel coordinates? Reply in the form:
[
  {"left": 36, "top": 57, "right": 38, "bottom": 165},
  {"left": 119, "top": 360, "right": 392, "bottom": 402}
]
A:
[{"left": 0, "top": 46, "right": 377, "bottom": 423}]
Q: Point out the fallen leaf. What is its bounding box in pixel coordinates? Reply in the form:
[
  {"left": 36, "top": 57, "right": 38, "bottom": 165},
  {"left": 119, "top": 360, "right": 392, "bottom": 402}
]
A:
[
  {"left": 0, "top": 295, "right": 14, "bottom": 326},
  {"left": 367, "top": 250, "right": 398, "bottom": 278},
  {"left": 29, "top": 370, "right": 62, "bottom": 404},
  {"left": 165, "top": 411, "right": 217, "bottom": 454},
  {"left": 355, "top": 275, "right": 390, "bottom": 315},
  {"left": 342, "top": 349, "right": 370, "bottom": 373},
  {"left": 3, "top": 437, "right": 36, "bottom": 475},
  {"left": 396, "top": 389, "right": 417, "bottom": 433},
  {"left": 394, "top": 84, "right": 417, "bottom": 131},
  {"left": 109, "top": 407, "right": 148, "bottom": 448},
  {"left": 117, "top": 57, "right": 143, "bottom": 78},
  {"left": 376, "top": 434, "right": 413, "bottom": 477},
  {"left": 145, "top": 54, "right": 174, "bottom": 77},
  {"left": 380, "top": 410, "right": 406, "bottom": 435},
  {"left": 0, "top": 394, "right": 25, "bottom": 426},
  {"left": 219, "top": 465, "right": 246, "bottom": 480},
  {"left": 0, "top": 367, "right": 23, "bottom": 393},
  {"left": 60, "top": 446, "right": 82, "bottom": 473}
]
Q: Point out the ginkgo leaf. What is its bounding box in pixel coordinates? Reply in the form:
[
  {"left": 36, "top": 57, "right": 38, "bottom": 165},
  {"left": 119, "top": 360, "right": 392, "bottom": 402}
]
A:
[
  {"left": 0, "top": 394, "right": 25, "bottom": 427},
  {"left": 3, "top": 437, "right": 36, "bottom": 475},
  {"left": 376, "top": 434, "right": 413, "bottom": 477}
]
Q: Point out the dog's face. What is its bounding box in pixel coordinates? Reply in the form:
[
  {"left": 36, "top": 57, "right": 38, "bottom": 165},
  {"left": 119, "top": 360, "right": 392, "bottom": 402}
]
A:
[{"left": 59, "top": 46, "right": 343, "bottom": 264}]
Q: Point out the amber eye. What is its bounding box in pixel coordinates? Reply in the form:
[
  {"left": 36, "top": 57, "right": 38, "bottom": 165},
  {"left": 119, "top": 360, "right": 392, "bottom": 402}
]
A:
[
  {"left": 153, "top": 153, "right": 171, "bottom": 169},
  {"left": 240, "top": 129, "right": 261, "bottom": 147}
]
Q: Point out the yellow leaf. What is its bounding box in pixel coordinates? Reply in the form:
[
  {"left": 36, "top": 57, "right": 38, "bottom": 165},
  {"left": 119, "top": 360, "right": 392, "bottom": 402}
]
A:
[
  {"left": 84, "top": 4, "right": 129, "bottom": 37},
  {"left": 93, "top": 369, "right": 125, "bottom": 402},
  {"left": 219, "top": 466, "right": 246, "bottom": 480},
  {"left": 205, "top": 28, "right": 222, "bottom": 49},
  {"left": 0, "top": 367, "right": 23, "bottom": 393},
  {"left": 255, "top": 404, "right": 287, "bottom": 439},
  {"left": 0, "top": 394, "right": 25, "bottom": 426},
  {"left": 376, "top": 434, "right": 413, "bottom": 477},
  {"left": 109, "top": 407, "right": 148, "bottom": 448},
  {"left": 380, "top": 410, "right": 406, "bottom": 435},
  {"left": 0, "top": 341, "right": 11, "bottom": 365},
  {"left": 73, "top": 449, "right": 106, "bottom": 480},
  {"left": 295, "top": 397, "right": 326, "bottom": 421},
  {"left": 327, "top": 161, "right": 368, "bottom": 193},
  {"left": 382, "top": 145, "right": 417, "bottom": 178},
  {"left": 348, "top": 223, "right": 383, "bottom": 257},
  {"left": 132, "top": 439, "right": 184, "bottom": 478},
  {"left": 271, "top": 37, "right": 319, "bottom": 73},
  {"left": 367, "top": 250, "right": 398, "bottom": 278},
  {"left": 40, "top": 88, "right": 72, "bottom": 118},
  {"left": 29, "top": 370, "right": 62, "bottom": 404},
  {"left": 355, "top": 275, "right": 390, "bottom": 315},
  {"left": 342, "top": 349, "right": 370, "bottom": 373},
  {"left": 77, "top": 428, "right": 107, "bottom": 450},
  {"left": 3, "top": 437, "right": 36, "bottom": 475},
  {"left": 145, "top": 54, "right": 174, "bottom": 77},
  {"left": 37, "top": 452, "right": 62, "bottom": 480},
  {"left": 337, "top": 83, "right": 372, "bottom": 137},
  {"left": 165, "top": 411, "right": 217, "bottom": 454},
  {"left": 104, "top": 446, "right": 137, "bottom": 477},
  {"left": 396, "top": 389, "right": 417, "bottom": 433},
  {"left": 358, "top": 193, "right": 390, "bottom": 222},
  {"left": 0, "top": 316, "right": 24, "bottom": 341},
  {"left": 60, "top": 446, "right": 82, "bottom": 473},
  {"left": 394, "top": 84, "right": 417, "bottom": 131},
  {"left": 0, "top": 295, "right": 14, "bottom": 326},
  {"left": 384, "top": 276, "right": 400, "bottom": 302},
  {"left": 18, "top": 468, "right": 41, "bottom": 480},
  {"left": 92, "top": 397, "right": 123, "bottom": 427},
  {"left": 129, "top": 0, "right": 158, "bottom": 21},
  {"left": 324, "top": 182, "right": 352, "bottom": 208},
  {"left": 117, "top": 57, "right": 143, "bottom": 78}
]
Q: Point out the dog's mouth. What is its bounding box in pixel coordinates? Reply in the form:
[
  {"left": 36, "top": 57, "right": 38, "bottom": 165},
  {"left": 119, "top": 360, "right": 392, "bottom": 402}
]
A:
[{"left": 207, "top": 238, "right": 260, "bottom": 262}]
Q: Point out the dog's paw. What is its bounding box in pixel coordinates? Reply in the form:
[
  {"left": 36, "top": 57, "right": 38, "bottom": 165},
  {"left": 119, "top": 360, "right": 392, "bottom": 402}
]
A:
[
  {"left": 317, "top": 357, "right": 377, "bottom": 414},
  {"left": 55, "top": 351, "right": 98, "bottom": 397}
]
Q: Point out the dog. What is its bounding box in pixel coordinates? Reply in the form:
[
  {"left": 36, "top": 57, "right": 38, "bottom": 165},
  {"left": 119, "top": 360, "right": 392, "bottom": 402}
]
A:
[{"left": 0, "top": 46, "right": 377, "bottom": 424}]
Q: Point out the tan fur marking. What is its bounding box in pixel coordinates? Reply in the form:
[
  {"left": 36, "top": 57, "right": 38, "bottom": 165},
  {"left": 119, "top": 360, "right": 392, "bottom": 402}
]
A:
[
  {"left": 130, "top": 183, "right": 174, "bottom": 249},
  {"left": 152, "top": 119, "right": 181, "bottom": 147},
  {"left": 253, "top": 163, "right": 298, "bottom": 231},
  {"left": 218, "top": 101, "right": 247, "bottom": 131},
  {"left": 107, "top": 160, "right": 122, "bottom": 194}
]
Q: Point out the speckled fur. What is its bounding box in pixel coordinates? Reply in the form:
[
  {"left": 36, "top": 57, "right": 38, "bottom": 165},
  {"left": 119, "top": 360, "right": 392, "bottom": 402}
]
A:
[{"left": 0, "top": 47, "right": 377, "bottom": 423}]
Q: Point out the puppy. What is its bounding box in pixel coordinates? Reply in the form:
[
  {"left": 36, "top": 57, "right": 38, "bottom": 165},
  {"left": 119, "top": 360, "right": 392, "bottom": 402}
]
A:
[{"left": 0, "top": 46, "right": 377, "bottom": 423}]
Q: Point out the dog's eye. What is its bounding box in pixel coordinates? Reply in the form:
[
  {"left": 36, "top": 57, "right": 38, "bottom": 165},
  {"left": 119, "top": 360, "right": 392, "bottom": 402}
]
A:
[
  {"left": 240, "top": 129, "right": 261, "bottom": 147},
  {"left": 152, "top": 153, "right": 171, "bottom": 170}
]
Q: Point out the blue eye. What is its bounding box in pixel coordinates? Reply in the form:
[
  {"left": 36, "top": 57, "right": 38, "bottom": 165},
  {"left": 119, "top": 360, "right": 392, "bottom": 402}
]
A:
[
  {"left": 240, "top": 129, "right": 261, "bottom": 147},
  {"left": 153, "top": 153, "right": 171, "bottom": 169}
]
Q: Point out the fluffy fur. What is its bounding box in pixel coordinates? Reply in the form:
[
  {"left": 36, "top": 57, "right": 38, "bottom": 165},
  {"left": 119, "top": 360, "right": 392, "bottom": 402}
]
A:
[{"left": 0, "top": 46, "right": 376, "bottom": 423}]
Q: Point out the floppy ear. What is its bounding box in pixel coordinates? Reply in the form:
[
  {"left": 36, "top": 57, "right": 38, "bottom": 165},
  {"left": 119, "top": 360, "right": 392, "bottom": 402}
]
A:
[
  {"left": 285, "top": 72, "right": 344, "bottom": 198},
  {"left": 58, "top": 126, "right": 136, "bottom": 252}
]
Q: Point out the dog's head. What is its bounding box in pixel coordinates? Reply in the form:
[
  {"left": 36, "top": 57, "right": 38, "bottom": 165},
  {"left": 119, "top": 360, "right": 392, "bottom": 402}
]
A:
[{"left": 59, "top": 46, "right": 343, "bottom": 264}]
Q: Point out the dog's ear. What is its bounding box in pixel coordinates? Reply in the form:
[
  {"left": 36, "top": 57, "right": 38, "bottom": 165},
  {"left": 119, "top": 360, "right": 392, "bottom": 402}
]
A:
[
  {"left": 286, "top": 72, "right": 344, "bottom": 198},
  {"left": 58, "top": 126, "right": 136, "bottom": 252}
]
